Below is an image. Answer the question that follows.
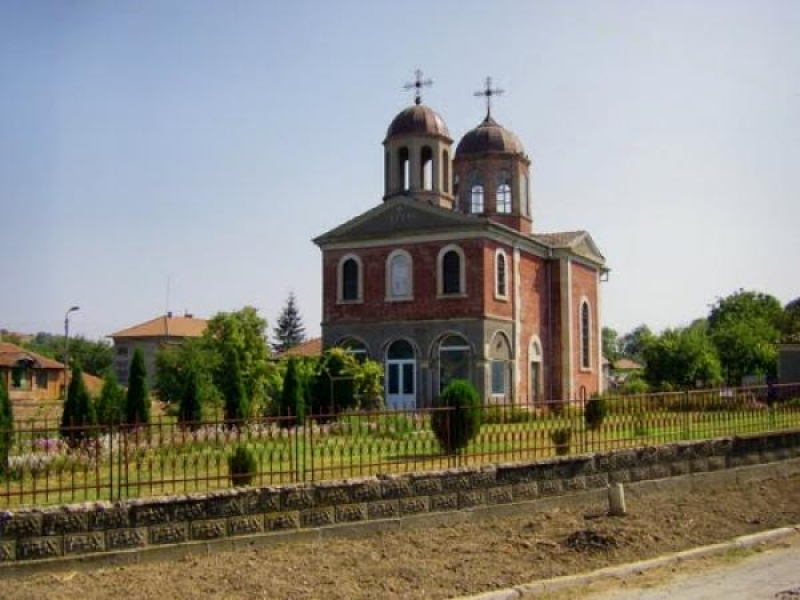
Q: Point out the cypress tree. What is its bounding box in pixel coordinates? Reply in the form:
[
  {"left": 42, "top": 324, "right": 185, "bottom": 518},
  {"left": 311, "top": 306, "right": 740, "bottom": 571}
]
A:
[
  {"left": 280, "top": 358, "right": 305, "bottom": 425},
  {"left": 125, "top": 348, "right": 150, "bottom": 425},
  {"left": 179, "top": 367, "right": 203, "bottom": 427},
  {"left": 60, "top": 364, "right": 97, "bottom": 444},
  {"left": 96, "top": 370, "right": 124, "bottom": 427},
  {"left": 221, "top": 349, "right": 249, "bottom": 423},
  {"left": 0, "top": 375, "right": 12, "bottom": 472}
]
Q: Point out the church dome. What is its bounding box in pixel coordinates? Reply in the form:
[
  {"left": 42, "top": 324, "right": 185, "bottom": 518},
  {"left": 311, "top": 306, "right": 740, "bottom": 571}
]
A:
[
  {"left": 455, "top": 115, "right": 525, "bottom": 157},
  {"left": 386, "top": 105, "right": 450, "bottom": 140}
]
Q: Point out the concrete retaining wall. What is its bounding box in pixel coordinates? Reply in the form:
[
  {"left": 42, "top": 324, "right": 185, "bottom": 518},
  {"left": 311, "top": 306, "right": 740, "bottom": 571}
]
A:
[{"left": 2, "top": 430, "right": 800, "bottom": 566}]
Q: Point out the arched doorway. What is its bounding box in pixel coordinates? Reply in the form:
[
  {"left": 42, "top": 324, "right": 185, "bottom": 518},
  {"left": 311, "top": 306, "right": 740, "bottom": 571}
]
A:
[
  {"left": 529, "top": 336, "right": 543, "bottom": 406},
  {"left": 437, "top": 334, "right": 471, "bottom": 394},
  {"left": 386, "top": 339, "right": 416, "bottom": 410}
]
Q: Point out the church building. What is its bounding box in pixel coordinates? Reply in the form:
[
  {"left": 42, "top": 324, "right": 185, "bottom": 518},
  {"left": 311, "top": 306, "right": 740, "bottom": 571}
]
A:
[{"left": 313, "top": 74, "right": 608, "bottom": 409}]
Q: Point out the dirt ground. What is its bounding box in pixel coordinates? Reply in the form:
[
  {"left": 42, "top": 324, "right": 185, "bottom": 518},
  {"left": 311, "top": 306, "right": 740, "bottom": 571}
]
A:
[{"left": 3, "top": 473, "right": 800, "bottom": 600}]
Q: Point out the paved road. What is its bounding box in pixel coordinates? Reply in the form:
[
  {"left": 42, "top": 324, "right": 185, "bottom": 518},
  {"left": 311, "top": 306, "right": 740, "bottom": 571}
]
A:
[{"left": 589, "top": 541, "right": 800, "bottom": 600}]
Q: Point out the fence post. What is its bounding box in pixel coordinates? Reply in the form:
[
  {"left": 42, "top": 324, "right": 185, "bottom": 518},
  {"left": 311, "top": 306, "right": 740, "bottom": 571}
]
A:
[{"left": 683, "top": 390, "right": 690, "bottom": 440}]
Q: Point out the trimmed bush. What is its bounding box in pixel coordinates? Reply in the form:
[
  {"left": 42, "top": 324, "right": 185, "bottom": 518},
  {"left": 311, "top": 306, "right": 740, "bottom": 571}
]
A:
[
  {"left": 584, "top": 397, "right": 607, "bottom": 430},
  {"left": 0, "top": 375, "right": 12, "bottom": 473},
  {"left": 228, "top": 445, "right": 257, "bottom": 486},
  {"left": 431, "top": 380, "right": 482, "bottom": 454},
  {"left": 96, "top": 371, "right": 124, "bottom": 427},
  {"left": 550, "top": 427, "right": 572, "bottom": 455},
  {"left": 278, "top": 358, "right": 305, "bottom": 425}
]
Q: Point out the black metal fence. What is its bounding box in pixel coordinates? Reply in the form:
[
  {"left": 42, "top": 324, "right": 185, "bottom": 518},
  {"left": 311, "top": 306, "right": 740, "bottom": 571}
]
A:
[{"left": 2, "top": 383, "right": 799, "bottom": 508}]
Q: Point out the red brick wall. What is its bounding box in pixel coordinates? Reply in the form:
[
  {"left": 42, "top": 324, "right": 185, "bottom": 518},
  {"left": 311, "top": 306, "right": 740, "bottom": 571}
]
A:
[
  {"left": 322, "top": 240, "right": 486, "bottom": 324},
  {"left": 571, "top": 261, "right": 600, "bottom": 398}
]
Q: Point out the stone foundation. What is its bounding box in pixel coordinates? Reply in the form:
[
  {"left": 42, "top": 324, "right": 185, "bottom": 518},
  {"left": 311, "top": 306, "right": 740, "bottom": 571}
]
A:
[{"left": 2, "top": 431, "right": 800, "bottom": 565}]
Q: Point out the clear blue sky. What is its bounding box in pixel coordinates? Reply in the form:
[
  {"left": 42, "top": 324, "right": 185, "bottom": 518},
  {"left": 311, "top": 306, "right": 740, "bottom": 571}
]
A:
[{"left": 1, "top": 0, "right": 798, "bottom": 342}]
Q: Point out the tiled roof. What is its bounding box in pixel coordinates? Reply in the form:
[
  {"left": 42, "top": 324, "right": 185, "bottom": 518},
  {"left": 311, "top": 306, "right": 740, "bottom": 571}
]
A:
[
  {"left": 0, "top": 342, "right": 63, "bottom": 369},
  {"left": 276, "top": 338, "right": 322, "bottom": 359},
  {"left": 110, "top": 314, "right": 207, "bottom": 339},
  {"left": 531, "top": 230, "right": 587, "bottom": 247},
  {"left": 613, "top": 358, "right": 644, "bottom": 371}
]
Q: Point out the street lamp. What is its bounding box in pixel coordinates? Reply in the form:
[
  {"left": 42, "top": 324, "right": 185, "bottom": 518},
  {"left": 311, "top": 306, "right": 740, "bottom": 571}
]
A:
[{"left": 63, "top": 306, "right": 80, "bottom": 398}]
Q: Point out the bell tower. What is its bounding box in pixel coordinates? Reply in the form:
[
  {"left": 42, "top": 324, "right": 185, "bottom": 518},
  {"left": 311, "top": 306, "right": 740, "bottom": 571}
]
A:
[{"left": 383, "top": 70, "right": 454, "bottom": 208}]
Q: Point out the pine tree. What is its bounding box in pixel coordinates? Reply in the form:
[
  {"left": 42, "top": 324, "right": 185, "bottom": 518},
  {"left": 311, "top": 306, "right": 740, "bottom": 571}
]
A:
[
  {"left": 125, "top": 348, "right": 150, "bottom": 425},
  {"left": 0, "top": 375, "right": 13, "bottom": 472},
  {"left": 60, "top": 364, "right": 97, "bottom": 444},
  {"left": 272, "top": 292, "right": 306, "bottom": 354}
]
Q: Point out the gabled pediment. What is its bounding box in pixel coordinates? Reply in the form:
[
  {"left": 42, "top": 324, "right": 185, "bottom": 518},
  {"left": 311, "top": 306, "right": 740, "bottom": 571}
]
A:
[
  {"left": 571, "top": 233, "right": 605, "bottom": 264},
  {"left": 314, "top": 196, "right": 484, "bottom": 245}
]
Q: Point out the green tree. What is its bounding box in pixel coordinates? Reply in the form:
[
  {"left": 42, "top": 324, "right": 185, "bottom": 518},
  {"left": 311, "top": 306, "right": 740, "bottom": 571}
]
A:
[
  {"left": 430, "top": 380, "right": 482, "bottom": 454},
  {"left": 178, "top": 367, "right": 204, "bottom": 427},
  {"left": 60, "top": 364, "right": 97, "bottom": 443},
  {"left": 95, "top": 370, "right": 125, "bottom": 426},
  {"left": 204, "top": 307, "right": 269, "bottom": 414},
  {"left": 125, "top": 348, "right": 150, "bottom": 425},
  {"left": 602, "top": 327, "right": 620, "bottom": 362},
  {"left": 272, "top": 292, "right": 306, "bottom": 354},
  {"left": 220, "top": 348, "right": 249, "bottom": 422},
  {"left": 707, "top": 290, "right": 783, "bottom": 384},
  {"left": 0, "top": 376, "right": 12, "bottom": 472},
  {"left": 643, "top": 323, "right": 722, "bottom": 390},
  {"left": 278, "top": 358, "right": 305, "bottom": 423},
  {"left": 619, "top": 325, "right": 654, "bottom": 361},
  {"left": 24, "top": 333, "right": 113, "bottom": 377},
  {"left": 311, "top": 348, "right": 358, "bottom": 414},
  {"left": 781, "top": 298, "right": 800, "bottom": 343},
  {"left": 154, "top": 338, "right": 219, "bottom": 406}
]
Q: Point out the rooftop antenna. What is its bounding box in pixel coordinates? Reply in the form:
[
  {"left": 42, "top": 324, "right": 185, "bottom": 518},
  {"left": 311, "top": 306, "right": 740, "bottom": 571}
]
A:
[
  {"left": 474, "top": 76, "right": 504, "bottom": 119},
  {"left": 404, "top": 68, "right": 433, "bottom": 105}
]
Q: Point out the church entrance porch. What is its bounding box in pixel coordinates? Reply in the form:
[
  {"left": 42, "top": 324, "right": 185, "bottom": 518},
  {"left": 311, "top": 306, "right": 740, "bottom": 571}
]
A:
[{"left": 385, "top": 339, "right": 416, "bottom": 410}]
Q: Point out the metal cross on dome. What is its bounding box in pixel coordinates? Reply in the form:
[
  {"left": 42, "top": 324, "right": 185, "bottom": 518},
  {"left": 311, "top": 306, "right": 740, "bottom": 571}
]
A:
[
  {"left": 404, "top": 69, "right": 433, "bottom": 105},
  {"left": 474, "top": 76, "right": 504, "bottom": 118}
]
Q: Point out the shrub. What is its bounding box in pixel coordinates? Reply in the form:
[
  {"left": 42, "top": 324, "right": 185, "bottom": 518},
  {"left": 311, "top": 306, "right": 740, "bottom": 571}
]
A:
[
  {"left": 311, "top": 348, "right": 357, "bottom": 415},
  {"left": 0, "top": 376, "right": 12, "bottom": 473},
  {"left": 60, "top": 364, "right": 97, "bottom": 445},
  {"left": 482, "top": 404, "right": 537, "bottom": 424},
  {"left": 228, "top": 445, "right": 257, "bottom": 487},
  {"left": 431, "top": 380, "right": 482, "bottom": 454},
  {"left": 584, "top": 397, "right": 607, "bottom": 430},
  {"left": 550, "top": 427, "right": 572, "bottom": 455}
]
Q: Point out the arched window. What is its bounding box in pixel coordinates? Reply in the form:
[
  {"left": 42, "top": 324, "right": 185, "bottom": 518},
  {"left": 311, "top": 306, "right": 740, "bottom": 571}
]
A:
[
  {"left": 386, "top": 250, "right": 412, "bottom": 299},
  {"left": 490, "top": 332, "right": 512, "bottom": 399},
  {"left": 465, "top": 170, "right": 483, "bottom": 213},
  {"left": 437, "top": 245, "right": 466, "bottom": 296},
  {"left": 471, "top": 185, "right": 484, "bottom": 213},
  {"left": 581, "top": 300, "right": 591, "bottom": 370},
  {"left": 529, "top": 336, "right": 543, "bottom": 404},
  {"left": 339, "top": 338, "right": 368, "bottom": 361},
  {"left": 495, "top": 251, "right": 507, "bottom": 298},
  {"left": 421, "top": 146, "right": 433, "bottom": 191},
  {"left": 438, "top": 334, "right": 471, "bottom": 393},
  {"left": 522, "top": 173, "right": 530, "bottom": 216},
  {"left": 442, "top": 150, "right": 450, "bottom": 193},
  {"left": 442, "top": 250, "right": 461, "bottom": 295},
  {"left": 398, "top": 147, "right": 410, "bottom": 190},
  {"left": 338, "top": 255, "right": 362, "bottom": 302},
  {"left": 496, "top": 170, "right": 512, "bottom": 213}
]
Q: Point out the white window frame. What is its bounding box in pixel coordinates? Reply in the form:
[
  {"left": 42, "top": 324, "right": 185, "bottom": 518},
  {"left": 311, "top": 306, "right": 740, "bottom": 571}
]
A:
[
  {"left": 337, "top": 253, "right": 363, "bottom": 304},
  {"left": 436, "top": 244, "right": 466, "bottom": 297},
  {"left": 494, "top": 249, "right": 508, "bottom": 300},
  {"left": 579, "top": 298, "right": 592, "bottom": 371},
  {"left": 385, "top": 249, "right": 413, "bottom": 301}
]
